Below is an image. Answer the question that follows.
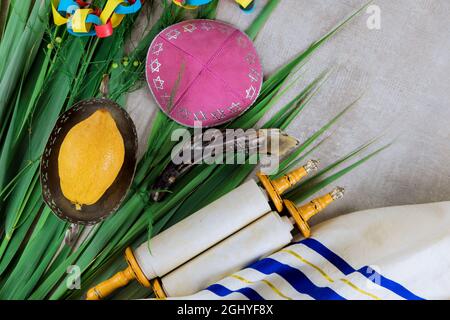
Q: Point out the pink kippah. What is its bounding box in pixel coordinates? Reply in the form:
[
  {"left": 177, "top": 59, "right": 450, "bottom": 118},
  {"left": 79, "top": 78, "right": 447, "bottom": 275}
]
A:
[{"left": 146, "top": 19, "right": 263, "bottom": 127}]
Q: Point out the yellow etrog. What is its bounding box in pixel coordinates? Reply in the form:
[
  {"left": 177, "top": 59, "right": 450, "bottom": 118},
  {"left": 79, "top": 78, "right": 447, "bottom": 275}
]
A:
[{"left": 58, "top": 109, "right": 125, "bottom": 210}]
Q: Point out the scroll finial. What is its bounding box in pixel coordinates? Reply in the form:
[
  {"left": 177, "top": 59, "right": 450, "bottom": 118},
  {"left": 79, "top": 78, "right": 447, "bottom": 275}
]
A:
[
  {"left": 258, "top": 160, "right": 320, "bottom": 212},
  {"left": 283, "top": 186, "right": 345, "bottom": 238},
  {"left": 331, "top": 186, "right": 345, "bottom": 200}
]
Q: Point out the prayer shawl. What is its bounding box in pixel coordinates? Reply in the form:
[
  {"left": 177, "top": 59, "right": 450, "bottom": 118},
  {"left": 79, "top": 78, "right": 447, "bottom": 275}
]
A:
[{"left": 178, "top": 202, "right": 450, "bottom": 300}]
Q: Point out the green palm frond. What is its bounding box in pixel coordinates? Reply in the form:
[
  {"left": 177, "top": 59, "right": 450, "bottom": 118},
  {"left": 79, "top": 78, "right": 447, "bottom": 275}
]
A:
[
  {"left": 287, "top": 144, "right": 391, "bottom": 204},
  {"left": 246, "top": 0, "right": 280, "bottom": 41}
]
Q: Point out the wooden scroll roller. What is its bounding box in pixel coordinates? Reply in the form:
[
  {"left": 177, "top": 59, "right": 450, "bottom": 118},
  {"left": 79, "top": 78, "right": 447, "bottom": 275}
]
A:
[
  {"left": 156, "top": 188, "right": 345, "bottom": 297},
  {"left": 86, "top": 162, "right": 324, "bottom": 300},
  {"left": 284, "top": 186, "right": 346, "bottom": 238}
]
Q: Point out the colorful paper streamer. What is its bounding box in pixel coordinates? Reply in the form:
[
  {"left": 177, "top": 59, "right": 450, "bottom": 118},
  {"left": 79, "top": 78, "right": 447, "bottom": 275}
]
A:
[
  {"left": 172, "top": 0, "right": 255, "bottom": 12},
  {"left": 51, "top": 0, "right": 142, "bottom": 38}
]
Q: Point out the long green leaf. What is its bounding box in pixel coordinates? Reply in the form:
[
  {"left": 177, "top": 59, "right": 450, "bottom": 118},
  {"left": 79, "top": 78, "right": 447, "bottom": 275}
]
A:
[
  {"left": 287, "top": 144, "right": 391, "bottom": 204},
  {"left": 0, "top": 0, "right": 33, "bottom": 78},
  {"left": 246, "top": 0, "right": 280, "bottom": 41},
  {"left": 0, "top": 0, "right": 49, "bottom": 126}
]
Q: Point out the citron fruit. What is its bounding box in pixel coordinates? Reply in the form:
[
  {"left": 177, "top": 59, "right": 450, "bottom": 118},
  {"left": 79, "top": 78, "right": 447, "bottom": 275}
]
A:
[{"left": 58, "top": 109, "right": 125, "bottom": 210}]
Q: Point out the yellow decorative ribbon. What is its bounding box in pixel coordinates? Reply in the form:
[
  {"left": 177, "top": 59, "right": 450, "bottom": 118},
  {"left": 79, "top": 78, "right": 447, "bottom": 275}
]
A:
[
  {"left": 51, "top": 0, "right": 68, "bottom": 26},
  {"left": 100, "top": 0, "right": 125, "bottom": 28},
  {"left": 172, "top": 0, "right": 254, "bottom": 11},
  {"left": 72, "top": 8, "right": 92, "bottom": 33}
]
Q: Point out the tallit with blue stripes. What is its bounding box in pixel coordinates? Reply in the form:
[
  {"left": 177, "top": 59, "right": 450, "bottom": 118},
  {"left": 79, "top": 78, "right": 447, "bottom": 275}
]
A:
[{"left": 180, "top": 201, "right": 450, "bottom": 300}]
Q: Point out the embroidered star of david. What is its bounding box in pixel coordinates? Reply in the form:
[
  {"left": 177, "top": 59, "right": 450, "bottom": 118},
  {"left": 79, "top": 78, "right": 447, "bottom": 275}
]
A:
[
  {"left": 201, "top": 22, "right": 213, "bottom": 31},
  {"left": 153, "top": 76, "right": 164, "bottom": 90},
  {"left": 152, "top": 43, "right": 163, "bottom": 56},
  {"left": 166, "top": 29, "right": 180, "bottom": 40},
  {"left": 211, "top": 109, "right": 226, "bottom": 120},
  {"left": 228, "top": 102, "right": 241, "bottom": 113},
  {"left": 248, "top": 68, "right": 259, "bottom": 82},
  {"left": 246, "top": 86, "right": 256, "bottom": 100},
  {"left": 245, "top": 53, "right": 256, "bottom": 65},
  {"left": 183, "top": 23, "right": 197, "bottom": 33},
  {"left": 193, "top": 111, "right": 207, "bottom": 121},
  {"left": 177, "top": 107, "right": 191, "bottom": 120},
  {"left": 150, "top": 58, "right": 161, "bottom": 73}
]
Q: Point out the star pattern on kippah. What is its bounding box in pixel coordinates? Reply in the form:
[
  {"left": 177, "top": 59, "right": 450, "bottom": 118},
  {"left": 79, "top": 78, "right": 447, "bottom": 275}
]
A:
[
  {"left": 183, "top": 23, "right": 197, "bottom": 33},
  {"left": 177, "top": 107, "right": 191, "bottom": 120},
  {"left": 228, "top": 102, "right": 241, "bottom": 113},
  {"left": 248, "top": 67, "right": 259, "bottom": 83},
  {"left": 153, "top": 76, "right": 164, "bottom": 90},
  {"left": 200, "top": 22, "right": 213, "bottom": 31},
  {"left": 246, "top": 85, "right": 256, "bottom": 100},
  {"left": 237, "top": 35, "right": 248, "bottom": 48},
  {"left": 245, "top": 52, "right": 256, "bottom": 65},
  {"left": 166, "top": 29, "right": 180, "bottom": 40},
  {"left": 193, "top": 111, "right": 207, "bottom": 121},
  {"left": 152, "top": 42, "right": 163, "bottom": 56},
  {"left": 211, "top": 109, "right": 226, "bottom": 120},
  {"left": 150, "top": 58, "right": 161, "bottom": 73}
]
